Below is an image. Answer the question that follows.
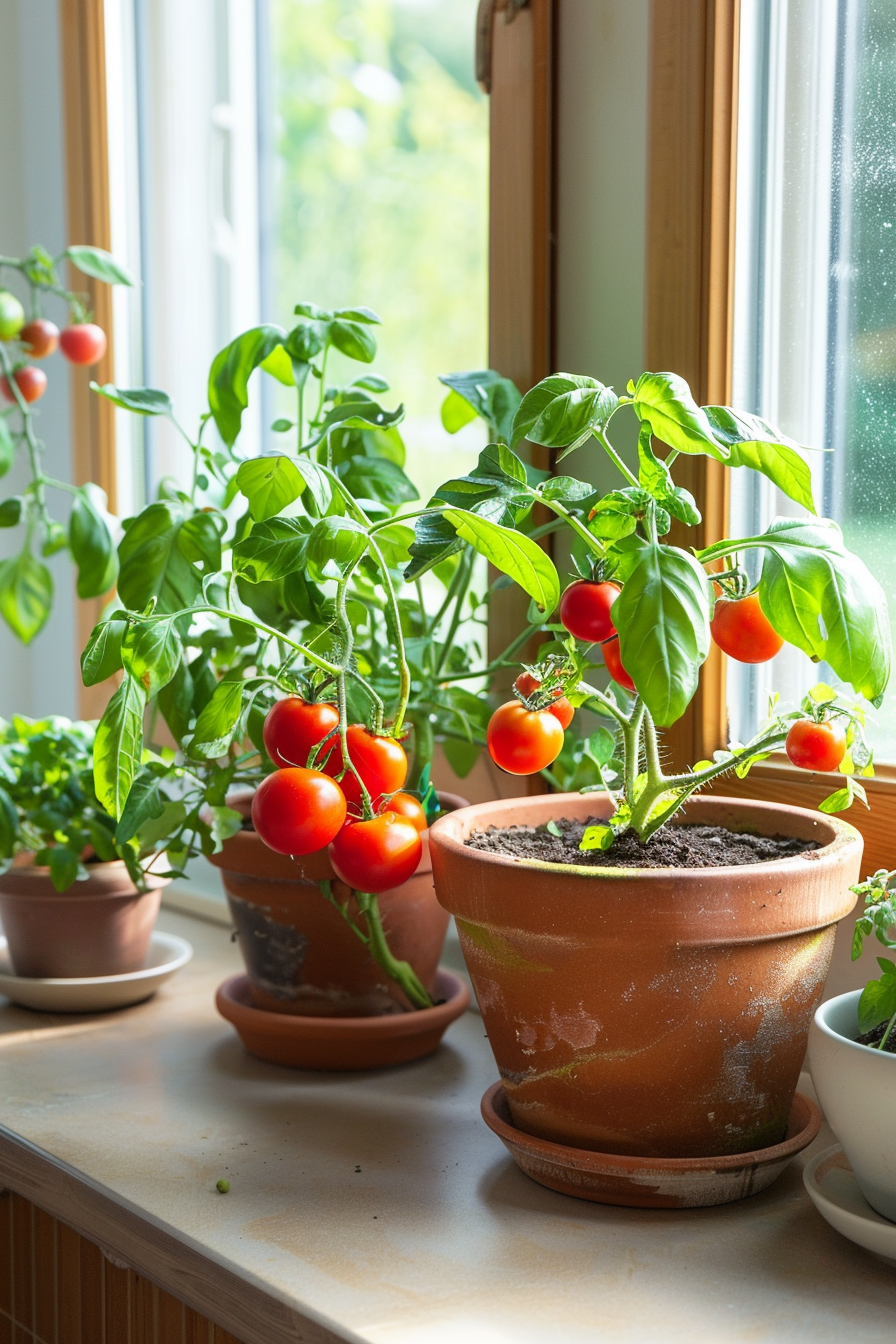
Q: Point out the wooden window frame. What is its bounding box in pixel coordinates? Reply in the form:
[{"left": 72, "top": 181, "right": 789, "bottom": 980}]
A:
[{"left": 643, "top": 0, "right": 895, "bottom": 873}]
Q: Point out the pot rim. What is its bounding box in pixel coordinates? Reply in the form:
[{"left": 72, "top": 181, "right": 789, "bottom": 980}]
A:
[
  {"left": 814, "top": 989, "right": 896, "bottom": 1061},
  {"left": 429, "top": 792, "right": 862, "bottom": 880},
  {"left": 0, "top": 857, "right": 170, "bottom": 899}
]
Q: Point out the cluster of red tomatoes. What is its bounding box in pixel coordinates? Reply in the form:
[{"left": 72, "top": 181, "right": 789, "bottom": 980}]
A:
[
  {"left": 487, "top": 576, "right": 846, "bottom": 777},
  {"left": 0, "top": 289, "right": 107, "bottom": 406},
  {"left": 252, "top": 697, "right": 429, "bottom": 893}
]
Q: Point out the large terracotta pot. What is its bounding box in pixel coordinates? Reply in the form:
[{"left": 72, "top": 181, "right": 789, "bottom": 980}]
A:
[
  {"left": 207, "top": 791, "right": 468, "bottom": 1017},
  {"left": 429, "top": 793, "right": 863, "bottom": 1159},
  {"left": 0, "top": 859, "right": 167, "bottom": 978}
]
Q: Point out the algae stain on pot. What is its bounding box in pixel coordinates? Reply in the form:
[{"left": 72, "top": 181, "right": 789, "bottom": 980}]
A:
[{"left": 229, "top": 893, "right": 309, "bottom": 1002}]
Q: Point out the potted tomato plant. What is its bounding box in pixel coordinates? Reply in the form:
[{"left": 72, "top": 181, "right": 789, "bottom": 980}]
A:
[
  {"left": 84, "top": 306, "right": 527, "bottom": 1064},
  {"left": 809, "top": 868, "right": 896, "bottom": 1221},
  {"left": 0, "top": 715, "right": 178, "bottom": 978},
  {"left": 0, "top": 244, "right": 131, "bottom": 642},
  {"left": 391, "top": 369, "right": 892, "bottom": 1199}
]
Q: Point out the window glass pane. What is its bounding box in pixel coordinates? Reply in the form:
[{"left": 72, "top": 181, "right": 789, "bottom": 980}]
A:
[
  {"left": 732, "top": 0, "right": 896, "bottom": 756},
  {"left": 260, "top": 0, "right": 489, "bottom": 497}
]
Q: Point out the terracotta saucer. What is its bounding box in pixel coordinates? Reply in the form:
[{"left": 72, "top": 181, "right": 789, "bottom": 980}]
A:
[
  {"left": 480, "top": 1082, "right": 821, "bottom": 1208},
  {"left": 216, "top": 968, "right": 470, "bottom": 1070}
]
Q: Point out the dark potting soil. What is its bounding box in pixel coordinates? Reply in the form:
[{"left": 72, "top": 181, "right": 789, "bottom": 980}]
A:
[
  {"left": 464, "top": 817, "right": 818, "bottom": 869},
  {"left": 855, "top": 1021, "right": 896, "bottom": 1054}
]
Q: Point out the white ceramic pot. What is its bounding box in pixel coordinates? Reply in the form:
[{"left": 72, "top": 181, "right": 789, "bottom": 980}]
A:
[{"left": 809, "top": 990, "right": 896, "bottom": 1221}]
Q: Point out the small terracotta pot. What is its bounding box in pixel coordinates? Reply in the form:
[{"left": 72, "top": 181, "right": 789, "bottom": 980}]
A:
[
  {"left": 0, "top": 860, "right": 167, "bottom": 978},
  {"left": 207, "top": 790, "right": 468, "bottom": 1017},
  {"left": 429, "top": 793, "right": 863, "bottom": 1159}
]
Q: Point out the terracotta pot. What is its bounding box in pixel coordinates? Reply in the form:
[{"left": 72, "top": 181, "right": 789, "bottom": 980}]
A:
[
  {"left": 0, "top": 860, "right": 167, "bottom": 978},
  {"left": 207, "top": 791, "right": 468, "bottom": 1017},
  {"left": 429, "top": 793, "right": 862, "bottom": 1159}
]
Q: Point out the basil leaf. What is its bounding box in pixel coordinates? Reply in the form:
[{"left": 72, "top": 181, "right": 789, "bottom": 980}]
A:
[
  {"left": 190, "top": 678, "right": 244, "bottom": 758},
  {"left": 306, "top": 516, "right": 369, "bottom": 581},
  {"left": 512, "top": 374, "right": 618, "bottom": 450},
  {"left": 208, "top": 325, "right": 287, "bottom": 447},
  {"left": 233, "top": 517, "right": 312, "bottom": 583},
  {"left": 615, "top": 543, "right": 713, "bottom": 724},
  {"left": 66, "top": 245, "right": 135, "bottom": 286},
  {"left": 236, "top": 455, "right": 306, "bottom": 521},
  {"left": 703, "top": 406, "right": 816, "bottom": 513},
  {"left": 632, "top": 372, "right": 728, "bottom": 459},
  {"left": 118, "top": 502, "right": 203, "bottom": 613},
  {"left": 442, "top": 508, "right": 560, "bottom": 614},
  {"left": 90, "top": 384, "right": 173, "bottom": 416},
  {"left": 439, "top": 370, "right": 522, "bottom": 443},
  {"left": 121, "top": 617, "right": 183, "bottom": 697},
  {"left": 69, "top": 485, "right": 118, "bottom": 598},
  {"left": 0, "top": 548, "right": 53, "bottom": 644},
  {"left": 0, "top": 418, "right": 14, "bottom": 476},
  {"left": 81, "top": 616, "right": 126, "bottom": 686}
]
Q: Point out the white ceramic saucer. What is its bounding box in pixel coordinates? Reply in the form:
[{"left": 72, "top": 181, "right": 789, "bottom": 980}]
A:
[
  {"left": 0, "top": 931, "right": 193, "bottom": 1013},
  {"left": 804, "top": 1143, "right": 896, "bottom": 1267}
]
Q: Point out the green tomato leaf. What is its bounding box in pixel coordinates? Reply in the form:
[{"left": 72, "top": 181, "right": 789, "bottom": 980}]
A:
[
  {"left": 69, "top": 484, "right": 118, "bottom": 598},
  {"left": 404, "top": 510, "right": 465, "bottom": 581},
  {"left": 118, "top": 502, "right": 203, "bottom": 613},
  {"left": 208, "top": 325, "right": 287, "bottom": 447},
  {"left": 858, "top": 975, "right": 896, "bottom": 1035},
  {"left": 66, "top": 245, "right": 135, "bottom": 286},
  {"left": 0, "top": 417, "right": 15, "bottom": 476},
  {"left": 439, "top": 370, "right": 522, "bottom": 443},
  {"left": 442, "top": 508, "right": 560, "bottom": 614},
  {"left": 512, "top": 374, "right": 618, "bottom": 450},
  {"left": 233, "top": 516, "right": 312, "bottom": 583},
  {"left": 0, "top": 548, "right": 53, "bottom": 644},
  {"left": 121, "top": 617, "right": 183, "bottom": 697},
  {"left": 81, "top": 615, "right": 126, "bottom": 686},
  {"left": 114, "top": 767, "right": 166, "bottom": 844},
  {"left": 749, "top": 518, "right": 891, "bottom": 703},
  {"left": 236, "top": 455, "right": 305, "bottom": 521},
  {"left": 190, "top": 678, "right": 244, "bottom": 758},
  {"left": 615, "top": 543, "right": 713, "bottom": 724},
  {"left": 337, "top": 455, "right": 418, "bottom": 506},
  {"left": 94, "top": 676, "right": 147, "bottom": 818},
  {"left": 46, "top": 846, "right": 81, "bottom": 892},
  {"left": 632, "top": 373, "right": 728, "bottom": 459},
  {"left": 703, "top": 406, "right": 816, "bottom": 513},
  {"left": 306, "top": 516, "right": 369, "bottom": 582},
  {"left": 538, "top": 476, "right": 595, "bottom": 504},
  {"left": 90, "top": 383, "right": 173, "bottom": 416}
]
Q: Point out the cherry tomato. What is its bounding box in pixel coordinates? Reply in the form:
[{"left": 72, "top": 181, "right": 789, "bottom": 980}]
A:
[
  {"left": 251, "top": 767, "right": 346, "bottom": 856},
  {"left": 602, "top": 636, "right": 636, "bottom": 692},
  {"left": 0, "top": 291, "right": 25, "bottom": 341},
  {"left": 487, "top": 701, "right": 564, "bottom": 775},
  {"left": 785, "top": 719, "right": 846, "bottom": 773},
  {"left": 559, "top": 580, "right": 620, "bottom": 643},
  {"left": 19, "top": 318, "right": 59, "bottom": 359},
  {"left": 262, "top": 696, "right": 339, "bottom": 770},
  {"left": 323, "top": 724, "right": 408, "bottom": 810},
  {"left": 328, "top": 812, "right": 423, "bottom": 893},
  {"left": 0, "top": 366, "right": 47, "bottom": 404},
  {"left": 711, "top": 593, "right": 783, "bottom": 664},
  {"left": 513, "top": 672, "right": 574, "bottom": 729},
  {"left": 384, "top": 791, "right": 428, "bottom": 833},
  {"left": 59, "top": 323, "right": 107, "bottom": 365}
]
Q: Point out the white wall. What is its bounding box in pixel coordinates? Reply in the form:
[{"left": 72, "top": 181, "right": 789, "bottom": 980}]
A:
[{"left": 0, "top": 0, "right": 79, "bottom": 720}]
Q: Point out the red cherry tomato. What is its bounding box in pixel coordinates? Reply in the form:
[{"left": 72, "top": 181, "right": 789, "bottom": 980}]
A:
[
  {"left": 711, "top": 593, "right": 784, "bottom": 664},
  {"left": 487, "top": 701, "right": 564, "bottom": 775},
  {"left": 262, "top": 696, "right": 339, "bottom": 770},
  {"left": 602, "top": 636, "right": 635, "bottom": 692},
  {"left": 59, "top": 323, "right": 107, "bottom": 365},
  {"left": 0, "top": 366, "right": 47, "bottom": 404},
  {"left": 559, "top": 580, "right": 620, "bottom": 643},
  {"left": 385, "top": 792, "right": 428, "bottom": 833},
  {"left": 322, "top": 724, "right": 408, "bottom": 811},
  {"left": 513, "top": 671, "right": 574, "bottom": 729},
  {"left": 19, "top": 319, "right": 59, "bottom": 359},
  {"left": 251, "top": 767, "right": 347, "bottom": 856},
  {"left": 785, "top": 719, "right": 846, "bottom": 773},
  {"left": 328, "top": 812, "right": 423, "bottom": 893}
]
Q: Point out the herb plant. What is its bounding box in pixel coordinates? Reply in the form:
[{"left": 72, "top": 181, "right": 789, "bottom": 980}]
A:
[
  {"left": 0, "top": 716, "right": 175, "bottom": 892},
  {"left": 0, "top": 244, "right": 132, "bottom": 642},
  {"left": 850, "top": 868, "right": 896, "bottom": 1053}
]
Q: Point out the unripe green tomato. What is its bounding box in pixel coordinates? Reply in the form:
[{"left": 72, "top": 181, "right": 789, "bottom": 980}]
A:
[{"left": 0, "top": 291, "right": 25, "bottom": 341}]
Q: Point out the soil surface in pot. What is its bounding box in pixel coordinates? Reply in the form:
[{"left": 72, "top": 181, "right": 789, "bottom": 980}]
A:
[
  {"left": 465, "top": 819, "right": 818, "bottom": 869},
  {"left": 855, "top": 1022, "right": 896, "bottom": 1053}
]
